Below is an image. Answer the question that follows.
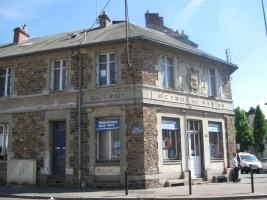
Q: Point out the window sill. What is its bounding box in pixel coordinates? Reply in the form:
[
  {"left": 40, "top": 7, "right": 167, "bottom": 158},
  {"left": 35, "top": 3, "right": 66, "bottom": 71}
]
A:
[
  {"left": 163, "top": 160, "right": 182, "bottom": 165},
  {"left": 50, "top": 90, "right": 67, "bottom": 93},
  {"left": 97, "top": 84, "right": 117, "bottom": 88},
  {"left": 95, "top": 161, "right": 120, "bottom": 166},
  {"left": 210, "top": 159, "right": 224, "bottom": 162}
]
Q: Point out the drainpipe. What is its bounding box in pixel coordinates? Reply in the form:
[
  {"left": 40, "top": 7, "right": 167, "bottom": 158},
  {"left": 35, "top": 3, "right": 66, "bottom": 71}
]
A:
[{"left": 78, "top": 51, "right": 82, "bottom": 188}]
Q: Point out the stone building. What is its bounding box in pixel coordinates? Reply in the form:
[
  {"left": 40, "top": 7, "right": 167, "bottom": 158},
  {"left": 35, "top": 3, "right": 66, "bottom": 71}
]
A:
[{"left": 0, "top": 12, "right": 237, "bottom": 188}]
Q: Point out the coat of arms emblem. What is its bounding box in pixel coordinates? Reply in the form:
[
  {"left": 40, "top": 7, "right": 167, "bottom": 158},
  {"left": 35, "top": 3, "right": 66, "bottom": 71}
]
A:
[{"left": 186, "top": 67, "right": 200, "bottom": 91}]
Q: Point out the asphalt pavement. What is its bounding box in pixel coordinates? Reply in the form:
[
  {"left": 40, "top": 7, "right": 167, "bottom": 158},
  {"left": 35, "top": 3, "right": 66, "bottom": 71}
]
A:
[{"left": 1, "top": 173, "right": 267, "bottom": 200}]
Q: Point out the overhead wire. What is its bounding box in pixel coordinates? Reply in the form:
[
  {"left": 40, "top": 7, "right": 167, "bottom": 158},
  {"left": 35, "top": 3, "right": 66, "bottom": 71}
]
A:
[
  {"left": 229, "top": 11, "right": 262, "bottom": 51},
  {"left": 233, "top": 30, "right": 265, "bottom": 63},
  {"left": 227, "top": 8, "right": 266, "bottom": 65}
]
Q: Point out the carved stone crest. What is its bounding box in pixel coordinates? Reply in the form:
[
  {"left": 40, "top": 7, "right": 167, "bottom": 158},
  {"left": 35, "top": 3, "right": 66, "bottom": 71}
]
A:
[{"left": 186, "top": 67, "right": 200, "bottom": 91}]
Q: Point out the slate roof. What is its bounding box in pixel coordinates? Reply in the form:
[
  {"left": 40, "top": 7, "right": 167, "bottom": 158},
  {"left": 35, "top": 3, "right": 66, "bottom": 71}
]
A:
[{"left": 0, "top": 22, "right": 237, "bottom": 72}]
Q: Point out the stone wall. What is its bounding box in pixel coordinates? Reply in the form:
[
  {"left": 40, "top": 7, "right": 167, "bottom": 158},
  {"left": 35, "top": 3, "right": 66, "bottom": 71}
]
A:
[
  {"left": 15, "top": 60, "right": 47, "bottom": 96},
  {"left": 12, "top": 112, "right": 45, "bottom": 176},
  {"left": 121, "top": 42, "right": 158, "bottom": 85},
  {"left": 225, "top": 115, "right": 236, "bottom": 167},
  {"left": 220, "top": 66, "right": 232, "bottom": 99},
  {"left": 71, "top": 53, "right": 91, "bottom": 90},
  {"left": 69, "top": 109, "right": 89, "bottom": 177},
  {"left": 126, "top": 105, "right": 145, "bottom": 176},
  {"left": 126, "top": 105, "right": 159, "bottom": 188}
]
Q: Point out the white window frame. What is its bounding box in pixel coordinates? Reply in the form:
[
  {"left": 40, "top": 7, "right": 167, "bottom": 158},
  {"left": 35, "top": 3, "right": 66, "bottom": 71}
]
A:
[
  {"left": 208, "top": 122, "right": 223, "bottom": 159},
  {"left": 0, "top": 124, "right": 8, "bottom": 158},
  {"left": 96, "top": 53, "right": 116, "bottom": 87},
  {"left": 161, "top": 55, "right": 174, "bottom": 88},
  {"left": 208, "top": 68, "right": 217, "bottom": 96},
  {"left": 50, "top": 59, "right": 67, "bottom": 91},
  {"left": 97, "top": 129, "right": 120, "bottom": 161},
  {"left": 0, "top": 67, "right": 12, "bottom": 97}
]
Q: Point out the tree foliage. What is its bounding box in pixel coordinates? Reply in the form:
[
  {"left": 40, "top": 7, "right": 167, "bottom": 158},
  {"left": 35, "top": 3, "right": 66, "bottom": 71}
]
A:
[
  {"left": 234, "top": 107, "right": 254, "bottom": 151},
  {"left": 253, "top": 105, "right": 267, "bottom": 155}
]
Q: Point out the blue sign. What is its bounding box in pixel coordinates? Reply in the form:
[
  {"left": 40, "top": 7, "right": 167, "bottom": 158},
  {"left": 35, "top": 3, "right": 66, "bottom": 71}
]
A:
[
  {"left": 132, "top": 127, "right": 144, "bottom": 134},
  {"left": 96, "top": 119, "right": 120, "bottom": 130},
  {"left": 208, "top": 123, "right": 221, "bottom": 132},
  {"left": 162, "top": 119, "right": 179, "bottom": 130}
]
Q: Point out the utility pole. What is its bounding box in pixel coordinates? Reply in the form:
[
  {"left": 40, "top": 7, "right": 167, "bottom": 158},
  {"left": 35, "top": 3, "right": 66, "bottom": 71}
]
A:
[
  {"left": 262, "top": 0, "right": 267, "bottom": 36},
  {"left": 225, "top": 48, "right": 231, "bottom": 63}
]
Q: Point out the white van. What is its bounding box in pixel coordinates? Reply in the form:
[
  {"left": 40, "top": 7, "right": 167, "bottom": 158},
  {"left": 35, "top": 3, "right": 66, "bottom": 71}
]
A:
[{"left": 237, "top": 152, "right": 262, "bottom": 174}]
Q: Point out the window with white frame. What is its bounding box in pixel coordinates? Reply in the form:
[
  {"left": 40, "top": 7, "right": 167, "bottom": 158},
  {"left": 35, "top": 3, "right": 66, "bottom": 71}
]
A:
[
  {"left": 0, "top": 68, "right": 12, "bottom": 97},
  {"left": 97, "top": 53, "right": 116, "bottom": 86},
  {"left": 208, "top": 68, "right": 216, "bottom": 96},
  {"left": 161, "top": 55, "right": 174, "bottom": 88},
  {"left": 0, "top": 124, "right": 8, "bottom": 159},
  {"left": 51, "top": 59, "right": 67, "bottom": 91},
  {"left": 187, "top": 120, "right": 201, "bottom": 131},
  {"left": 96, "top": 119, "right": 120, "bottom": 161},
  {"left": 209, "top": 122, "right": 223, "bottom": 159},
  {"left": 162, "top": 118, "right": 181, "bottom": 160}
]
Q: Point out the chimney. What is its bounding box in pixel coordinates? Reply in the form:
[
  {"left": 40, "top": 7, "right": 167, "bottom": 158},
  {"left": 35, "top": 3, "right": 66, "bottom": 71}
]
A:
[
  {"left": 13, "top": 24, "right": 30, "bottom": 43},
  {"left": 145, "top": 11, "right": 164, "bottom": 28},
  {"left": 98, "top": 11, "right": 110, "bottom": 28}
]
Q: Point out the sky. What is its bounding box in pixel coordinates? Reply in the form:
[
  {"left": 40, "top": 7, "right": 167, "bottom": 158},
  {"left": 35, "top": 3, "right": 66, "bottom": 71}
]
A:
[{"left": 0, "top": 0, "right": 267, "bottom": 116}]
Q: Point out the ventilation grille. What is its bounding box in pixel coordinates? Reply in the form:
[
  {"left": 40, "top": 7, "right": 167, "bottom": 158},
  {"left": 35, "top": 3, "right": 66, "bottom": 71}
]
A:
[{"left": 7, "top": 159, "right": 37, "bottom": 185}]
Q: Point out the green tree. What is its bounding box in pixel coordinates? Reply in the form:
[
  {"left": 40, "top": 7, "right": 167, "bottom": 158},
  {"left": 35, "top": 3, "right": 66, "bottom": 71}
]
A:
[
  {"left": 253, "top": 105, "right": 267, "bottom": 157},
  {"left": 234, "top": 107, "right": 254, "bottom": 151}
]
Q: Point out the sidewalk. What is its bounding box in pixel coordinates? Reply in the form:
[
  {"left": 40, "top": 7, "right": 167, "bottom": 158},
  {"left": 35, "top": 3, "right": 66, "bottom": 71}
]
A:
[{"left": 1, "top": 178, "right": 267, "bottom": 199}]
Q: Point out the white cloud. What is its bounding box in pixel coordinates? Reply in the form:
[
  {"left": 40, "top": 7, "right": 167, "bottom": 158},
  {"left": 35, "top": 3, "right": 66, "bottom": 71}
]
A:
[{"left": 175, "top": 0, "right": 204, "bottom": 29}]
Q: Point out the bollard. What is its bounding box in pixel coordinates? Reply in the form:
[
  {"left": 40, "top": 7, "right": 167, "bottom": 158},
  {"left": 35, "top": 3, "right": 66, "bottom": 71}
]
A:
[
  {"left": 250, "top": 167, "right": 254, "bottom": 193},
  {"left": 125, "top": 170, "right": 128, "bottom": 196},
  {"left": 188, "top": 170, "right": 192, "bottom": 195}
]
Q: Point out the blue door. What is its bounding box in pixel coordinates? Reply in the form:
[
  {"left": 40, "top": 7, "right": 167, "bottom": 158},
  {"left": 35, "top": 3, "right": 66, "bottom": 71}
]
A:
[{"left": 52, "top": 122, "right": 66, "bottom": 175}]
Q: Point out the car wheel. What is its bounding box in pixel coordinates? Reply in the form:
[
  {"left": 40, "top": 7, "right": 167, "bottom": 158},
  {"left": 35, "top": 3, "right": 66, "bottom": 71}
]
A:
[
  {"left": 241, "top": 169, "right": 245, "bottom": 174},
  {"left": 256, "top": 169, "right": 261, "bottom": 174}
]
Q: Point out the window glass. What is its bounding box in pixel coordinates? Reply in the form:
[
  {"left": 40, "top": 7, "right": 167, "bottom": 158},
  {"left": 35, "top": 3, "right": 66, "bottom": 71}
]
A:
[
  {"left": 110, "top": 63, "right": 116, "bottom": 84},
  {"left": 0, "top": 124, "right": 8, "bottom": 159},
  {"left": 99, "top": 54, "right": 107, "bottom": 63},
  {"left": 0, "top": 68, "right": 12, "bottom": 97},
  {"left": 209, "top": 122, "right": 223, "bottom": 159},
  {"left": 188, "top": 120, "right": 201, "bottom": 131},
  {"left": 208, "top": 68, "right": 216, "bottom": 96},
  {"left": 0, "top": 76, "right": 6, "bottom": 96},
  {"left": 162, "top": 118, "right": 180, "bottom": 160},
  {"left": 99, "top": 64, "right": 107, "bottom": 86},
  {"left": 62, "top": 68, "right": 67, "bottom": 90},
  {"left": 0, "top": 69, "right": 6, "bottom": 76},
  {"left": 52, "top": 60, "right": 67, "bottom": 91},
  {"left": 98, "top": 129, "right": 120, "bottom": 161},
  {"left": 109, "top": 53, "right": 115, "bottom": 62},
  {"left": 97, "top": 53, "right": 116, "bottom": 86},
  {"left": 161, "top": 55, "right": 174, "bottom": 88},
  {"left": 54, "top": 68, "right": 60, "bottom": 91}
]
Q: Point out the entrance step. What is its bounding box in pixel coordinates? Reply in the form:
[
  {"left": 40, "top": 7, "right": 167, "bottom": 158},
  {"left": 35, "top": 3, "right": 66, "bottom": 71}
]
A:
[
  {"left": 165, "top": 179, "right": 187, "bottom": 187},
  {"left": 93, "top": 182, "right": 120, "bottom": 189},
  {"left": 47, "top": 175, "right": 65, "bottom": 187},
  {"left": 212, "top": 174, "right": 228, "bottom": 183},
  {"left": 191, "top": 177, "right": 206, "bottom": 185}
]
